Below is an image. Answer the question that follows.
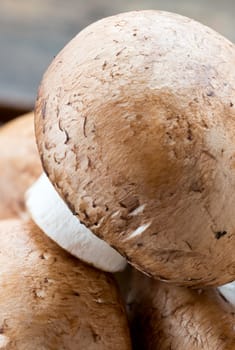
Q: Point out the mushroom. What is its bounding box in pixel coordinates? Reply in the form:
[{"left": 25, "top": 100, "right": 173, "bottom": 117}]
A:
[
  {"left": 0, "top": 113, "right": 41, "bottom": 219},
  {"left": 26, "top": 10, "right": 235, "bottom": 285},
  {"left": 0, "top": 113, "right": 125, "bottom": 272},
  {"left": 128, "top": 271, "right": 235, "bottom": 350},
  {"left": 0, "top": 219, "right": 131, "bottom": 349}
]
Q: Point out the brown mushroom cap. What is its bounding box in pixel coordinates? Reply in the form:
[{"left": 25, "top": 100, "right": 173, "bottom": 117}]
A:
[
  {"left": 128, "top": 271, "right": 235, "bottom": 350},
  {"left": 0, "top": 219, "right": 131, "bottom": 349},
  {"left": 0, "top": 113, "right": 41, "bottom": 219},
  {"left": 35, "top": 10, "right": 235, "bottom": 286}
]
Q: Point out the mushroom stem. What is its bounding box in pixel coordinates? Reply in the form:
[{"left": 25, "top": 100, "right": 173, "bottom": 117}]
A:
[
  {"left": 218, "top": 281, "right": 235, "bottom": 306},
  {"left": 25, "top": 173, "right": 126, "bottom": 272}
]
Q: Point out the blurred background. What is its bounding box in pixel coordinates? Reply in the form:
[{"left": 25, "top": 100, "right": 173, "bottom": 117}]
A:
[{"left": 1, "top": 0, "right": 235, "bottom": 122}]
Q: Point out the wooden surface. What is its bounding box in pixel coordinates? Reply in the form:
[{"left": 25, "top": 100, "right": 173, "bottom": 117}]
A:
[{"left": 1, "top": 0, "right": 235, "bottom": 118}]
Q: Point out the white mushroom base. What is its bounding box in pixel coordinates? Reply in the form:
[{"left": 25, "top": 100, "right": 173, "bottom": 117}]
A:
[
  {"left": 26, "top": 173, "right": 127, "bottom": 272},
  {"left": 219, "top": 282, "right": 235, "bottom": 306}
]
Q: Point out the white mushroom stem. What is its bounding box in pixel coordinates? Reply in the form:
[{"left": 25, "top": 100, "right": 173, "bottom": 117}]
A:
[
  {"left": 25, "top": 173, "right": 127, "bottom": 272},
  {"left": 218, "top": 282, "right": 235, "bottom": 306}
]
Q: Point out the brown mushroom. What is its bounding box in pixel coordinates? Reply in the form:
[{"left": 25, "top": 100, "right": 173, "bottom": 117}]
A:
[
  {"left": 128, "top": 271, "right": 235, "bottom": 350},
  {"left": 0, "top": 219, "right": 131, "bottom": 349},
  {"left": 0, "top": 113, "right": 124, "bottom": 271},
  {"left": 0, "top": 113, "right": 41, "bottom": 219},
  {"left": 0, "top": 114, "right": 131, "bottom": 349},
  {"left": 27, "top": 10, "right": 235, "bottom": 285}
]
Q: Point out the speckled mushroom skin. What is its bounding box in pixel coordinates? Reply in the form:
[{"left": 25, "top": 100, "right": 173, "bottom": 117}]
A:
[
  {"left": 0, "top": 219, "right": 131, "bottom": 350},
  {"left": 128, "top": 271, "right": 235, "bottom": 350},
  {"left": 35, "top": 10, "right": 235, "bottom": 286},
  {"left": 0, "top": 113, "right": 41, "bottom": 219}
]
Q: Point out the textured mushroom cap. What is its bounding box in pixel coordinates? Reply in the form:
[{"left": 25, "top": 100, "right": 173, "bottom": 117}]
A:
[
  {"left": 35, "top": 10, "right": 235, "bottom": 286},
  {"left": 0, "top": 219, "right": 131, "bottom": 350},
  {"left": 0, "top": 113, "right": 41, "bottom": 219},
  {"left": 128, "top": 271, "right": 235, "bottom": 350}
]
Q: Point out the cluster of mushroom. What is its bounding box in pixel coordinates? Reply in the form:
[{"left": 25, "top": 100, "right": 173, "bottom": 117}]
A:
[
  {"left": 0, "top": 113, "right": 131, "bottom": 349},
  {"left": 1, "top": 9, "right": 235, "bottom": 349}
]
